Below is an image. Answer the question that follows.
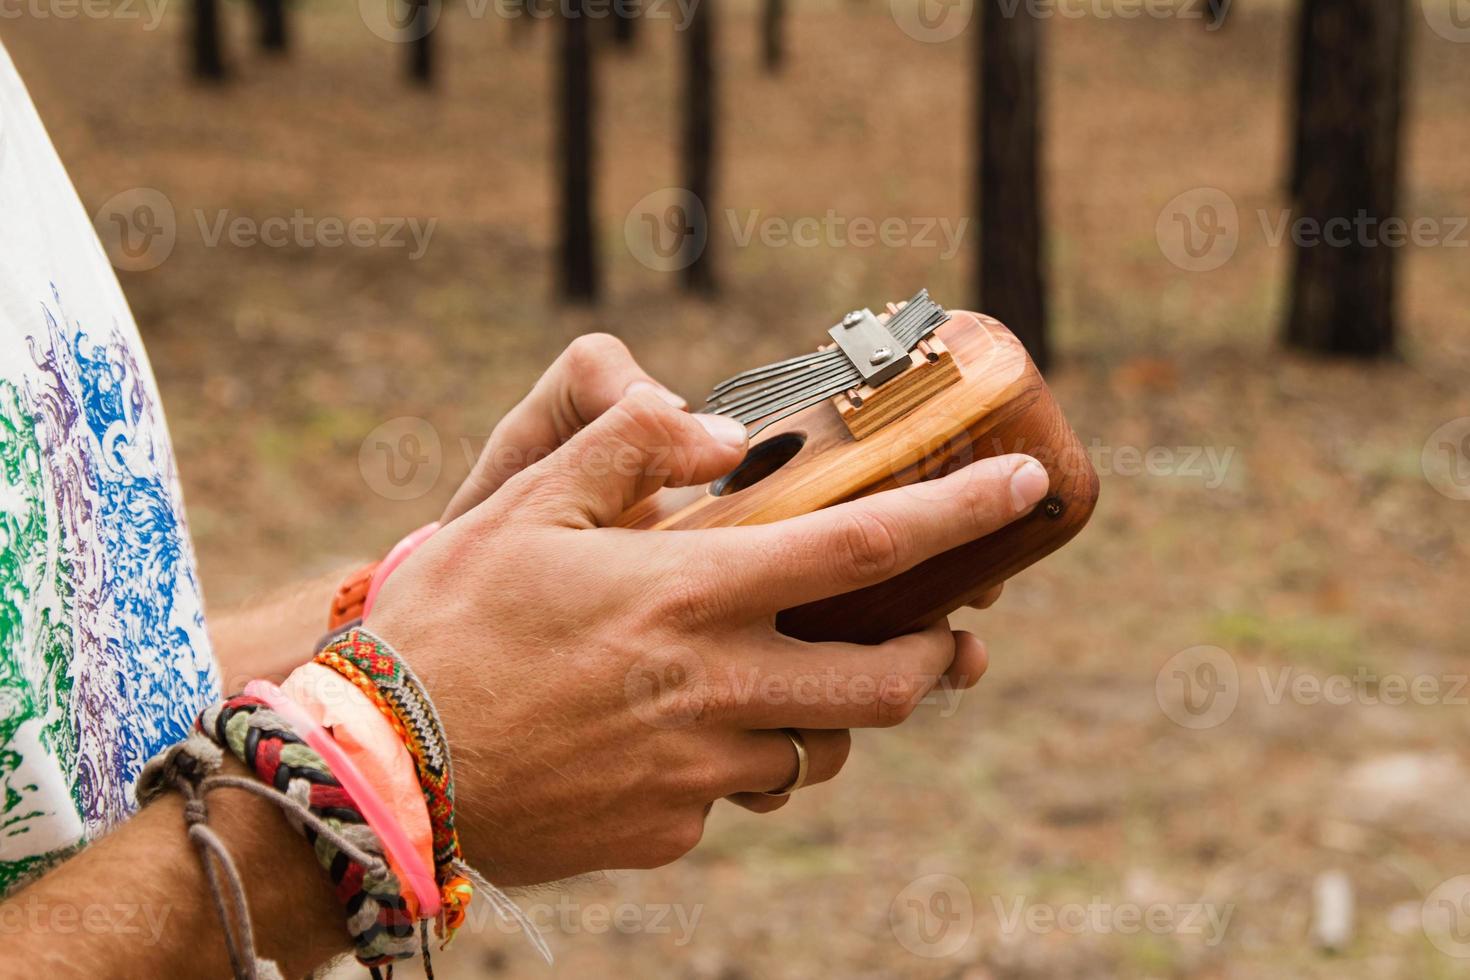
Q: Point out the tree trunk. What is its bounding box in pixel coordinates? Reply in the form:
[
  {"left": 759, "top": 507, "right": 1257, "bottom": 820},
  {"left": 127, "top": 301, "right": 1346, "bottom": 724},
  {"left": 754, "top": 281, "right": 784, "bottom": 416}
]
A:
[
  {"left": 1285, "top": 0, "right": 1406, "bottom": 357},
  {"left": 557, "top": 0, "right": 599, "bottom": 302},
  {"left": 976, "top": 0, "right": 1048, "bottom": 371},
  {"left": 256, "top": 0, "right": 288, "bottom": 53},
  {"left": 408, "top": 1, "right": 434, "bottom": 86},
  {"left": 1287, "top": 0, "right": 1317, "bottom": 198},
  {"left": 613, "top": 0, "right": 638, "bottom": 48},
  {"left": 762, "top": 0, "right": 784, "bottom": 72},
  {"left": 681, "top": 0, "right": 716, "bottom": 294},
  {"left": 192, "top": 0, "right": 226, "bottom": 81}
]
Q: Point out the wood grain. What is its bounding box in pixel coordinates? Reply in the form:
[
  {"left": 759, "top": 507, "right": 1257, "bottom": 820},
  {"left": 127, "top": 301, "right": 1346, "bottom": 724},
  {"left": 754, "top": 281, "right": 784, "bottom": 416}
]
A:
[
  {"left": 616, "top": 312, "right": 1099, "bottom": 644},
  {"left": 834, "top": 338, "right": 961, "bottom": 441}
]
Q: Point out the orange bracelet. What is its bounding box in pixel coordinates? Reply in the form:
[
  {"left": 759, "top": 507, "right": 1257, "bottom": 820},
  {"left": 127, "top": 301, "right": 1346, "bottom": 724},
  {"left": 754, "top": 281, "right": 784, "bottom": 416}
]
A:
[{"left": 328, "top": 560, "right": 379, "bottom": 630}]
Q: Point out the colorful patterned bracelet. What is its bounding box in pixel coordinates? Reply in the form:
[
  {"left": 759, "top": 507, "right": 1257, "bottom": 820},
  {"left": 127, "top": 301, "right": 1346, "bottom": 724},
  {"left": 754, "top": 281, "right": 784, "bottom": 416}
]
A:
[{"left": 313, "top": 627, "right": 471, "bottom": 941}]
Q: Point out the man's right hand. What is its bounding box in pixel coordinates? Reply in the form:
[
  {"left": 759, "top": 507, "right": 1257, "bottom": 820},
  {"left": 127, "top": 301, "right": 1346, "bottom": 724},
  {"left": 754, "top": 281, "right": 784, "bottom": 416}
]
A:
[{"left": 367, "top": 390, "right": 1049, "bottom": 887}]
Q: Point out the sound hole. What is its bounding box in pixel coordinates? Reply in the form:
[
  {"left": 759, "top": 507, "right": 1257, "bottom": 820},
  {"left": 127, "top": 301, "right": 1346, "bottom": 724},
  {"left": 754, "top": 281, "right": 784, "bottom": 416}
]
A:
[{"left": 711, "top": 432, "right": 806, "bottom": 497}]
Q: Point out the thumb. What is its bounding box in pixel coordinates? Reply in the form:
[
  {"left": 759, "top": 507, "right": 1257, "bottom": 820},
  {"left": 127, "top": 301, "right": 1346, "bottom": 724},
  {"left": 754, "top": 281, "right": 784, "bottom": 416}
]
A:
[{"left": 507, "top": 391, "right": 748, "bottom": 528}]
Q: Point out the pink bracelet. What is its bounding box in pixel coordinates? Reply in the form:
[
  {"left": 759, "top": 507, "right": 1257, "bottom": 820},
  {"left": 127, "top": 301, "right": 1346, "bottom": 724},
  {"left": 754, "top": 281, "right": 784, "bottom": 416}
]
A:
[
  {"left": 243, "top": 679, "right": 441, "bottom": 917},
  {"left": 363, "top": 522, "right": 441, "bottom": 619}
]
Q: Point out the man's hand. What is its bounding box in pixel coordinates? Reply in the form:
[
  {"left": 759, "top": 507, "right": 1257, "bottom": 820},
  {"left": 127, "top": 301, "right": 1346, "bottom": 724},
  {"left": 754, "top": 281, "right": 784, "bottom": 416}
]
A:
[
  {"left": 441, "top": 333, "right": 683, "bottom": 523},
  {"left": 369, "top": 391, "right": 1049, "bottom": 886}
]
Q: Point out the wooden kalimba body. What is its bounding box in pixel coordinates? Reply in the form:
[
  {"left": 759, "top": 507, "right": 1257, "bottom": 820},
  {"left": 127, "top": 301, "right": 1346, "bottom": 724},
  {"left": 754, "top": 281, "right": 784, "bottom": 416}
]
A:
[{"left": 618, "top": 291, "right": 1098, "bottom": 644}]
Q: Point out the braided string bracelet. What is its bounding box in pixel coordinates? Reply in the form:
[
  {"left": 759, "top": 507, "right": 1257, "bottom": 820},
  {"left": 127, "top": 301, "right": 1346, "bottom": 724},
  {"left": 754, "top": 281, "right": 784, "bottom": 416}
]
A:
[
  {"left": 313, "top": 627, "right": 549, "bottom": 960},
  {"left": 138, "top": 697, "right": 418, "bottom": 979}
]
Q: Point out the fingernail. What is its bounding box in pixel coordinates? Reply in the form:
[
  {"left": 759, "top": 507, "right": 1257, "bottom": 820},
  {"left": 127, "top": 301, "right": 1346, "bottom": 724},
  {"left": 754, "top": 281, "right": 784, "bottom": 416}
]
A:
[
  {"left": 695, "top": 412, "right": 749, "bottom": 448},
  {"left": 626, "top": 380, "right": 687, "bottom": 409},
  {"left": 1009, "top": 459, "right": 1049, "bottom": 514}
]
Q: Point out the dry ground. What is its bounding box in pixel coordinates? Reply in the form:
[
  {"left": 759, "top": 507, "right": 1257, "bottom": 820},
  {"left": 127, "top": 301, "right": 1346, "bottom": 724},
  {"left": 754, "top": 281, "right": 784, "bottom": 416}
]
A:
[{"left": 4, "top": 1, "right": 1470, "bottom": 977}]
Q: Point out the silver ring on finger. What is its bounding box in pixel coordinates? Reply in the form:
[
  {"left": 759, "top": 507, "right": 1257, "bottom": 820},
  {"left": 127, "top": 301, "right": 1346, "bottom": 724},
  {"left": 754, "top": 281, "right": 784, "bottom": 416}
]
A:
[{"left": 761, "top": 729, "right": 810, "bottom": 797}]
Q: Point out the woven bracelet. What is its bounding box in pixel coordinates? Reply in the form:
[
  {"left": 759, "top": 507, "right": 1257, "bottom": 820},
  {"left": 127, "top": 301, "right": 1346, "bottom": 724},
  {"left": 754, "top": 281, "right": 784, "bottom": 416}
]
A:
[
  {"left": 198, "top": 695, "right": 419, "bottom": 969},
  {"left": 312, "top": 627, "right": 477, "bottom": 941}
]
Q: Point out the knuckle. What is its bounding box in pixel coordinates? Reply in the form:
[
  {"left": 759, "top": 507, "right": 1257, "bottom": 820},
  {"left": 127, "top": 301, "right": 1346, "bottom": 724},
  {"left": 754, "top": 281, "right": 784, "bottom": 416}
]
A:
[
  {"left": 658, "top": 816, "right": 707, "bottom": 863},
  {"left": 873, "top": 675, "right": 921, "bottom": 727},
  {"left": 835, "top": 510, "right": 903, "bottom": 583},
  {"left": 654, "top": 575, "right": 725, "bottom": 630},
  {"left": 675, "top": 758, "right": 726, "bottom": 800},
  {"left": 564, "top": 332, "right": 629, "bottom": 376},
  {"left": 608, "top": 394, "right": 675, "bottom": 446}
]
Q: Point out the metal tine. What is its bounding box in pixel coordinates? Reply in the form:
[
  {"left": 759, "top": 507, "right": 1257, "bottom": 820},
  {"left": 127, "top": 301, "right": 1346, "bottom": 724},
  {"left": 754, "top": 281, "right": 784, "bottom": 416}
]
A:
[
  {"left": 894, "top": 306, "right": 946, "bottom": 346},
  {"left": 706, "top": 360, "right": 849, "bottom": 412},
  {"left": 709, "top": 290, "right": 933, "bottom": 399},
  {"left": 717, "top": 370, "right": 859, "bottom": 426},
  {"left": 896, "top": 313, "right": 945, "bottom": 347},
  {"left": 745, "top": 385, "right": 856, "bottom": 437},
  {"left": 716, "top": 362, "right": 861, "bottom": 421},
  {"left": 707, "top": 348, "right": 841, "bottom": 397},
  {"left": 730, "top": 369, "right": 860, "bottom": 424},
  {"left": 888, "top": 292, "right": 938, "bottom": 340},
  {"left": 707, "top": 360, "right": 859, "bottom": 417},
  {"left": 705, "top": 352, "right": 845, "bottom": 406}
]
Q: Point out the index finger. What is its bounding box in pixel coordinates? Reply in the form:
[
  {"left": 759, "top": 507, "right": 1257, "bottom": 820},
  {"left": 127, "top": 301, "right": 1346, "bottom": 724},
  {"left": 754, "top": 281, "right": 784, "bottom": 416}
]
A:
[{"left": 694, "top": 453, "right": 1049, "bottom": 615}]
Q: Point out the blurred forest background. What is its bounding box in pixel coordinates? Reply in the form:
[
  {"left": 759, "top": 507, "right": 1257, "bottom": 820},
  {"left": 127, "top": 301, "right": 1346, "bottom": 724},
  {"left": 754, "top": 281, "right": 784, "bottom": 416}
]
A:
[{"left": 4, "top": 0, "right": 1470, "bottom": 976}]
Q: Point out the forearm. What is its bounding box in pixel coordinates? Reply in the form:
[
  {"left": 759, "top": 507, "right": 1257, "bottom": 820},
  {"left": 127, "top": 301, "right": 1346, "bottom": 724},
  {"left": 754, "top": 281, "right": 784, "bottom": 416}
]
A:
[
  {"left": 208, "top": 565, "right": 358, "bottom": 691},
  {"left": 0, "top": 757, "right": 348, "bottom": 978}
]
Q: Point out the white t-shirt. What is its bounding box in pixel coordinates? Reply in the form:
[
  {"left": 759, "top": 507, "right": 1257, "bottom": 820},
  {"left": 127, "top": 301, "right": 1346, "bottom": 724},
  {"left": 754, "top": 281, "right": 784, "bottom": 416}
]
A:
[{"left": 0, "top": 39, "right": 218, "bottom": 892}]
